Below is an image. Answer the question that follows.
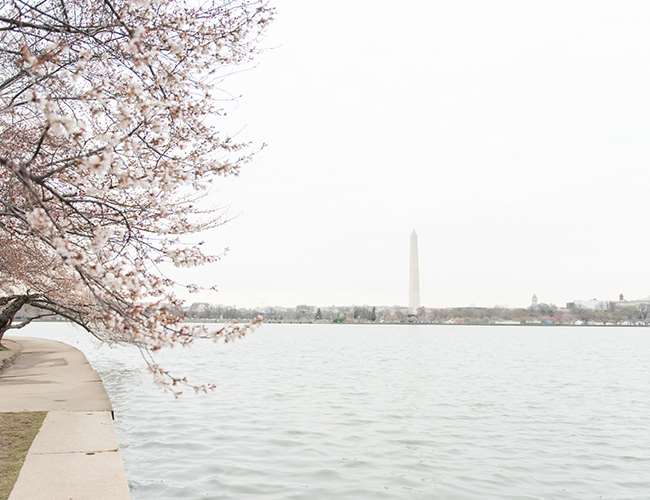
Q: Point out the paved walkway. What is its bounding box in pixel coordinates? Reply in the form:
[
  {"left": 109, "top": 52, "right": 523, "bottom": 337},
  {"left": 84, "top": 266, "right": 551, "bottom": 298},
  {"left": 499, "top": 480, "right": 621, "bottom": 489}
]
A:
[
  {"left": 0, "top": 338, "right": 20, "bottom": 371},
  {"left": 0, "top": 336, "right": 130, "bottom": 500}
]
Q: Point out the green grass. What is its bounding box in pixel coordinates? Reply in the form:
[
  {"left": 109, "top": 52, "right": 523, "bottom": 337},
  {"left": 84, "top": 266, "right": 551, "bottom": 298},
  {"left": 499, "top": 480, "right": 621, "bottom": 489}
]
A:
[{"left": 0, "top": 412, "right": 46, "bottom": 500}]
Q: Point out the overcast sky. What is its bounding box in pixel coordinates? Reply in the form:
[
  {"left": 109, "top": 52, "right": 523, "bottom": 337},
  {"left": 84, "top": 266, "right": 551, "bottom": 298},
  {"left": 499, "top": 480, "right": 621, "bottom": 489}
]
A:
[{"left": 179, "top": 0, "right": 650, "bottom": 308}]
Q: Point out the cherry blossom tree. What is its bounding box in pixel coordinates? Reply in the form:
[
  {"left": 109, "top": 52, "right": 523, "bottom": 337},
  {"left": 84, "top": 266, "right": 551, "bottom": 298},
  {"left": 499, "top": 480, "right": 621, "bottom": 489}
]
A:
[{"left": 0, "top": 0, "right": 272, "bottom": 393}]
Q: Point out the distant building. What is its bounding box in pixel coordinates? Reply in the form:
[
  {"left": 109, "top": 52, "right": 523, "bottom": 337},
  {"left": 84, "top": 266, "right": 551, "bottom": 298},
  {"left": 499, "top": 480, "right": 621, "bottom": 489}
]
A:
[
  {"left": 187, "top": 302, "right": 211, "bottom": 315},
  {"left": 614, "top": 296, "right": 650, "bottom": 309},
  {"left": 531, "top": 294, "right": 539, "bottom": 309},
  {"left": 568, "top": 298, "right": 609, "bottom": 311},
  {"left": 296, "top": 305, "right": 315, "bottom": 316}
]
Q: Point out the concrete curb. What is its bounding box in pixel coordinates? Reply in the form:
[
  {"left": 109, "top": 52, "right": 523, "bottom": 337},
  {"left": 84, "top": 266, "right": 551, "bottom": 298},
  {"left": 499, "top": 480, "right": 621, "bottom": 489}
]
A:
[{"left": 1, "top": 337, "right": 131, "bottom": 500}]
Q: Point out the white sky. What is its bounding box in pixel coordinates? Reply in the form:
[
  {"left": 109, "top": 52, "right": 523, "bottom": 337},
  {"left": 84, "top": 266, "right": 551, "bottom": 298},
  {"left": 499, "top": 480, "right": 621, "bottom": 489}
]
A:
[{"left": 178, "top": 0, "right": 650, "bottom": 308}]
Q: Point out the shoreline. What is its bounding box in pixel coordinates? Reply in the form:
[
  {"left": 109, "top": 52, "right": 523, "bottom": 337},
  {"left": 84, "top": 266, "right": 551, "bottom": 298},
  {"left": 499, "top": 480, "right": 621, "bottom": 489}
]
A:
[{"left": 19, "top": 318, "right": 650, "bottom": 328}]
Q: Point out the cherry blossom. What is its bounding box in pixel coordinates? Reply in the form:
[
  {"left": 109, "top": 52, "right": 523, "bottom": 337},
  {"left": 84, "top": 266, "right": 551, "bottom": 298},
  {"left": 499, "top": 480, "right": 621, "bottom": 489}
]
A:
[{"left": 0, "top": 0, "right": 272, "bottom": 394}]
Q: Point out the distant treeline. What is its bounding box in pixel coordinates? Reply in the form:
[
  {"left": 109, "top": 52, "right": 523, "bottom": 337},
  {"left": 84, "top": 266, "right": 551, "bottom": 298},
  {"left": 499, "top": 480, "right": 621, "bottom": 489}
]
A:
[
  {"left": 184, "top": 303, "right": 649, "bottom": 326},
  {"left": 15, "top": 301, "right": 649, "bottom": 326}
]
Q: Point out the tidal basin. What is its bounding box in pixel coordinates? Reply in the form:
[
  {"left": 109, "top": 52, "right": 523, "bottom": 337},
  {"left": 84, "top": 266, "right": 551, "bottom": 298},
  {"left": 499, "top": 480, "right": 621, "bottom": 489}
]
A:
[{"left": 22, "top": 322, "right": 650, "bottom": 500}]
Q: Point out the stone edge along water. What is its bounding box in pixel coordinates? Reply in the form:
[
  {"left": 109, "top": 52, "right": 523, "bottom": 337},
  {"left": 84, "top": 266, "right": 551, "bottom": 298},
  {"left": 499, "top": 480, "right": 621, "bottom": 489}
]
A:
[{"left": 0, "top": 336, "right": 130, "bottom": 500}]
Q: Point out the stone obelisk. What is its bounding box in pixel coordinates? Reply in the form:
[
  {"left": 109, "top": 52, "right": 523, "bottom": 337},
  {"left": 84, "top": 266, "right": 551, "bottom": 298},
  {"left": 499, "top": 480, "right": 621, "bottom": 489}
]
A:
[{"left": 409, "top": 229, "right": 420, "bottom": 315}]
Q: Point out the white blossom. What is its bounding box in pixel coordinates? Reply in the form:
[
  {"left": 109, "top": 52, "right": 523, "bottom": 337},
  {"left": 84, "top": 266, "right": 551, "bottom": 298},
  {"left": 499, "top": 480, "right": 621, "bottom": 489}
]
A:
[{"left": 0, "top": 0, "right": 274, "bottom": 393}]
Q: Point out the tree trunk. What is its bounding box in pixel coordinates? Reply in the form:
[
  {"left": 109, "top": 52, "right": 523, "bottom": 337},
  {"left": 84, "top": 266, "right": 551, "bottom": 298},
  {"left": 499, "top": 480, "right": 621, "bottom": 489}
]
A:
[{"left": 0, "top": 296, "right": 29, "bottom": 345}]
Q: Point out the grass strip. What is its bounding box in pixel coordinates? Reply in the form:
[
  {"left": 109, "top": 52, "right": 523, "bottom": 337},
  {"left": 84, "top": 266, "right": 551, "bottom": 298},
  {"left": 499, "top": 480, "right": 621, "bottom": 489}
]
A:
[{"left": 0, "top": 412, "right": 47, "bottom": 500}]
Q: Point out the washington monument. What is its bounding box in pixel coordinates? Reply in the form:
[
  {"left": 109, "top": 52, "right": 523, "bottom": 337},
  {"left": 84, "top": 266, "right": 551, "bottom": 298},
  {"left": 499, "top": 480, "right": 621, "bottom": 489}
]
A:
[{"left": 409, "top": 230, "right": 421, "bottom": 314}]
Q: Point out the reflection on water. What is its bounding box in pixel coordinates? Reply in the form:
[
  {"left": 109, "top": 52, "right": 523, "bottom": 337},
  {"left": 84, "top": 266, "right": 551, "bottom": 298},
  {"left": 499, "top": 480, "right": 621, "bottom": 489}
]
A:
[{"left": 20, "top": 323, "right": 650, "bottom": 500}]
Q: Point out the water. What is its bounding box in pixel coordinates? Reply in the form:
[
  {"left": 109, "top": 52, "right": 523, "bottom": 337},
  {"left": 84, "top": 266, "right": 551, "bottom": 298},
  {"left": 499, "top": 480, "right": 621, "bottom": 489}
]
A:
[{"left": 19, "top": 323, "right": 650, "bottom": 499}]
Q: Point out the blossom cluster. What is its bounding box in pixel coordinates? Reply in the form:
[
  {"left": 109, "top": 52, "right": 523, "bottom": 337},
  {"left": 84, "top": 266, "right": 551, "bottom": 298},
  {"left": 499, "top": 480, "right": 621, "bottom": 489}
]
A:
[{"left": 0, "top": 0, "right": 273, "bottom": 393}]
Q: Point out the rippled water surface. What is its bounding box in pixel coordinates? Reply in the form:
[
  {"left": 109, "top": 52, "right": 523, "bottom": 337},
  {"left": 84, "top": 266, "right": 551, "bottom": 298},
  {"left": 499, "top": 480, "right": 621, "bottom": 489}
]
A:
[{"left": 22, "top": 323, "right": 650, "bottom": 499}]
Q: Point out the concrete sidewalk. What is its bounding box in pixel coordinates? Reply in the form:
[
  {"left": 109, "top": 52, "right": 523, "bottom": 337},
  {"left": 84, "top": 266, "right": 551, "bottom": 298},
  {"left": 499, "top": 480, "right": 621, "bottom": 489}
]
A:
[
  {"left": 0, "top": 336, "right": 130, "bottom": 500},
  {"left": 0, "top": 338, "right": 21, "bottom": 372}
]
